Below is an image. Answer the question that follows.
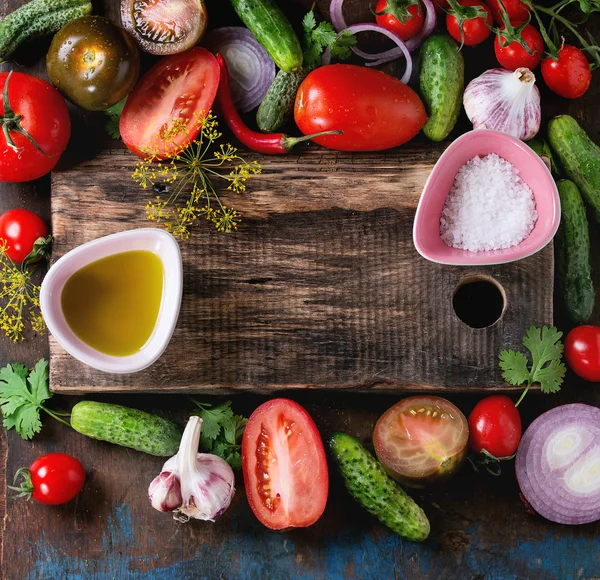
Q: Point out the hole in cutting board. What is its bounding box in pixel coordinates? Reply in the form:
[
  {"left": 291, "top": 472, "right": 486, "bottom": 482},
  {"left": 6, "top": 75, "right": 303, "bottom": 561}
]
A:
[{"left": 453, "top": 275, "right": 506, "bottom": 329}]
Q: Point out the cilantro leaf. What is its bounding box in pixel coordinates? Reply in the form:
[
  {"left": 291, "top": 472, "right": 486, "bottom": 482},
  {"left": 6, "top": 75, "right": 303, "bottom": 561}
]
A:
[
  {"left": 499, "top": 326, "right": 566, "bottom": 403},
  {"left": 301, "top": 9, "right": 356, "bottom": 69},
  {"left": 302, "top": 9, "right": 317, "bottom": 32},
  {"left": 329, "top": 30, "right": 357, "bottom": 61},
  {"left": 0, "top": 359, "right": 52, "bottom": 440},
  {"left": 191, "top": 400, "right": 247, "bottom": 469},
  {"left": 104, "top": 97, "right": 127, "bottom": 140}
]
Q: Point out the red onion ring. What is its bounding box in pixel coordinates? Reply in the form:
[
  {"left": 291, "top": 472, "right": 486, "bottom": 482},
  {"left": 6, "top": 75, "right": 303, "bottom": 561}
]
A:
[
  {"left": 203, "top": 27, "right": 275, "bottom": 113},
  {"left": 516, "top": 404, "right": 600, "bottom": 525},
  {"left": 322, "top": 24, "right": 412, "bottom": 83}
]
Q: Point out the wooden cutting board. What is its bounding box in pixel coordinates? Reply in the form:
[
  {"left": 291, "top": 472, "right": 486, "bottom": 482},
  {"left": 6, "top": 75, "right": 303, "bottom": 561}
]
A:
[{"left": 49, "top": 145, "right": 553, "bottom": 394}]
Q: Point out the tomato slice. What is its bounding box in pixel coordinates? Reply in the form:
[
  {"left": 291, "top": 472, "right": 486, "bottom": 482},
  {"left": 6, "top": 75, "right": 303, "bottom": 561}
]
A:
[
  {"left": 120, "top": 47, "right": 219, "bottom": 159},
  {"left": 373, "top": 396, "right": 468, "bottom": 487},
  {"left": 242, "top": 399, "right": 329, "bottom": 530}
]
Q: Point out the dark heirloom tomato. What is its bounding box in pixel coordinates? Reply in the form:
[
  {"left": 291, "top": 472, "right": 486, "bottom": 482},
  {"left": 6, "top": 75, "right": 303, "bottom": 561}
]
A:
[
  {"left": 120, "top": 47, "right": 220, "bottom": 159},
  {"left": 373, "top": 396, "right": 469, "bottom": 487},
  {"left": 121, "top": 0, "right": 208, "bottom": 55},
  {"left": 294, "top": 64, "right": 427, "bottom": 152},
  {"left": 242, "top": 399, "right": 328, "bottom": 530},
  {"left": 46, "top": 16, "right": 140, "bottom": 111}
]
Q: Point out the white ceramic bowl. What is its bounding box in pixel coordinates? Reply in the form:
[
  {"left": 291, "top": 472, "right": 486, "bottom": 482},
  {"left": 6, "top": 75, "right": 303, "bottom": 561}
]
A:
[{"left": 40, "top": 228, "right": 183, "bottom": 374}]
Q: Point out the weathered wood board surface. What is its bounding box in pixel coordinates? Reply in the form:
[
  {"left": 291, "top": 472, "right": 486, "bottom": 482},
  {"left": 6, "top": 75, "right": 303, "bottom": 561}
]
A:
[{"left": 50, "top": 147, "right": 553, "bottom": 394}]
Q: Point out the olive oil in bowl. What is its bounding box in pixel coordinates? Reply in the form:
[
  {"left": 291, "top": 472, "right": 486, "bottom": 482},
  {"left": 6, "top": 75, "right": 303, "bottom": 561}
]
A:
[{"left": 61, "top": 250, "right": 164, "bottom": 357}]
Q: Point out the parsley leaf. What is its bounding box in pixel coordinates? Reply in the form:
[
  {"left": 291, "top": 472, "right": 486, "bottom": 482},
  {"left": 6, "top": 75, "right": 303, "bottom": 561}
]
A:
[
  {"left": 499, "top": 326, "right": 566, "bottom": 405},
  {"left": 104, "top": 97, "right": 127, "bottom": 140},
  {"left": 0, "top": 359, "right": 51, "bottom": 440},
  {"left": 192, "top": 400, "right": 248, "bottom": 469},
  {"left": 329, "top": 30, "right": 357, "bottom": 60},
  {"left": 302, "top": 9, "right": 356, "bottom": 69}
]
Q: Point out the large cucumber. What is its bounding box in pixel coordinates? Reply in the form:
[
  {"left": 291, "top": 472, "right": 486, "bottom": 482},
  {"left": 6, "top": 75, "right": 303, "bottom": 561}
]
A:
[
  {"left": 0, "top": 0, "right": 92, "bottom": 62},
  {"left": 556, "top": 180, "right": 595, "bottom": 324},
  {"left": 548, "top": 115, "right": 600, "bottom": 222},
  {"left": 256, "top": 68, "right": 309, "bottom": 132},
  {"left": 228, "top": 0, "right": 302, "bottom": 73},
  {"left": 329, "top": 432, "right": 430, "bottom": 542},
  {"left": 419, "top": 34, "right": 464, "bottom": 142},
  {"left": 71, "top": 401, "right": 182, "bottom": 457}
]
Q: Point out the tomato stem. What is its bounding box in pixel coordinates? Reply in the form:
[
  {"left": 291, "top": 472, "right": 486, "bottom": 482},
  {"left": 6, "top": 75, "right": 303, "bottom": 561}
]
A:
[{"left": 7, "top": 467, "right": 34, "bottom": 500}]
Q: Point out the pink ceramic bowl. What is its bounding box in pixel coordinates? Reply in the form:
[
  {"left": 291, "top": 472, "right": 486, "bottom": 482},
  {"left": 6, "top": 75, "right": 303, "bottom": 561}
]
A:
[{"left": 413, "top": 130, "right": 560, "bottom": 266}]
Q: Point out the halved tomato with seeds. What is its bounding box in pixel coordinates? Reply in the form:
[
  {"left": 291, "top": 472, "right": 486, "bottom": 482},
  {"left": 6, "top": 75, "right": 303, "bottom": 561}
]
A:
[
  {"left": 242, "top": 399, "right": 329, "bottom": 530},
  {"left": 373, "top": 396, "right": 469, "bottom": 487},
  {"left": 121, "top": 0, "right": 208, "bottom": 56},
  {"left": 120, "top": 47, "right": 219, "bottom": 159}
]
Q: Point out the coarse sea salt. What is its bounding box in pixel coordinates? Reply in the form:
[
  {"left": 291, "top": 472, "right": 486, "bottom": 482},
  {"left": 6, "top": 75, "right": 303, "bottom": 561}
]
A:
[{"left": 440, "top": 153, "right": 538, "bottom": 252}]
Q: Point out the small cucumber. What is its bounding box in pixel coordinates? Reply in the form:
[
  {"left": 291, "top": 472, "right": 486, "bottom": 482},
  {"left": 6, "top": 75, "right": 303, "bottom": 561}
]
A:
[
  {"left": 548, "top": 115, "right": 600, "bottom": 222},
  {"left": 419, "top": 34, "right": 464, "bottom": 142},
  {"left": 228, "top": 0, "right": 302, "bottom": 73},
  {"left": 0, "top": 0, "right": 92, "bottom": 62},
  {"left": 71, "top": 401, "right": 182, "bottom": 457},
  {"left": 256, "top": 68, "right": 309, "bottom": 133},
  {"left": 329, "top": 432, "right": 430, "bottom": 542},
  {"left": 556, "top": 179, "right": 595, "bottom": 324}
]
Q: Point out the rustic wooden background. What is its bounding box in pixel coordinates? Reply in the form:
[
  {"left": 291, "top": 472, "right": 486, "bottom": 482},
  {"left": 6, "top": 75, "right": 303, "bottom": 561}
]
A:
[{"left": 1, "top": 0, "right": 600, "bottom": 578}]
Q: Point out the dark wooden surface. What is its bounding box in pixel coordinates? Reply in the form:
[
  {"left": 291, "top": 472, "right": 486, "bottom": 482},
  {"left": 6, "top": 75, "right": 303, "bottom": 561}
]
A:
[
  {"left": 50, "top": 147, "right": 553, "bottom": 394},
  {"left": 1, "top": 0, "right": 600, "bottom": 578}
]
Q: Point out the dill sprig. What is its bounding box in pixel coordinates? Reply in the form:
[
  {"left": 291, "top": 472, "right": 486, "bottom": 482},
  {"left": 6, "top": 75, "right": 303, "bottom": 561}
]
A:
[
  {"left": 0, "top": 239, "right": 46, "bottom": 342},
  {"left": 132, "top": 112, "right": 262, "bottom": 237}
]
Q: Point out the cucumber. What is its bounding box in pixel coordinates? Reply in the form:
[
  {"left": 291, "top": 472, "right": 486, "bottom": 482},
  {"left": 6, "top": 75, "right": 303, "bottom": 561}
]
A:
[
  {"left": 419, "top": 34, "right": 464, "bottom": 142},
  {"left": 556, "top": 180, "right": 595, "bottom": 324},
  {"left": 256, "top": 68, "right": 309, "bottom": 132},
  {"left": 548, "top": 115, "right": 600, "bottom": 222},
  {"left": 0, "top": 0, "right": 92, "bottom": 62},
  {"left": 329, "top": 432, "right": 430, "bottom": 542},
  {"left": 228, "top": 0, "right": 302, "bottom": 73},
  {"left": 71, "top": 401, "right": 182, "bottom": 457}
]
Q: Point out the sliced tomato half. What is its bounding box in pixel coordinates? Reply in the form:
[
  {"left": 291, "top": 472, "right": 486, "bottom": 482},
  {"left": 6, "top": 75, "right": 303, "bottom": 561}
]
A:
[
  {"left": 373, "top": 396, "right": 469, "bottom": 487},
  {"left": 120, "top": 47, "right": 219, "bottom": 159},
  {"left": 242, "top": 398, "right": 329, "bottom": 530}
]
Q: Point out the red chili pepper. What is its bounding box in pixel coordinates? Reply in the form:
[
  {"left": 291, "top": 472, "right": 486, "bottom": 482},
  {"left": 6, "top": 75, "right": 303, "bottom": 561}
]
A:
[{"left": 216, "top": 54, "right": 341, "bottom": 155}]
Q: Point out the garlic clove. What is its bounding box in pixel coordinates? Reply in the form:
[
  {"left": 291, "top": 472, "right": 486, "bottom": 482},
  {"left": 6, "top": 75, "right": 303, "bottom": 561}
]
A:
[{"left": 148, "top": 471, "right": 183, "bottom": 512}]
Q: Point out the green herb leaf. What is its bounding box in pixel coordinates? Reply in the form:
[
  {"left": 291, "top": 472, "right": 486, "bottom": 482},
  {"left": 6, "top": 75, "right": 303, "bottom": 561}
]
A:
[
  {"left": 0, "top": 359, "right": 51, "bottom": 440},
  {"left": 329, "top": 30, "right": 357, "bottom": 60},
  {"left": 499, "top": 326, "right": 566, "bottom": 396},
  {"left": 191, "top": 400, "right": 247, "bottom": 469},
  {"left": 301, "top": 9, "right": 356, "bottom": 69},
  {"left": 104, "top": 97, "right": 127, "bottom": 140}
]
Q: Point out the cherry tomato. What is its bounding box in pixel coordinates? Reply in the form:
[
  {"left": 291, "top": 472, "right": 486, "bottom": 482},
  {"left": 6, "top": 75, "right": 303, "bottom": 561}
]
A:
[
  {"left": 0, "top": 209, "right": 48, "bottom": 263},
  {"left": 565, "top": 325, "right": 600, "bottom": 382},
  {"left": 486, "top": 0, "right": 529, "bottom": 25},
  {"left": 446, "top": 0, "right": 493, "bottom": 47},
  {"left": 13, "top": 453, "right": 85, "bottom": 505},
  {"left": 468, "top": 395, "right": 522, "bottom": 458},
  {"left": 373, "top": 396, "right": 469, "bottom": 487},
  {"left": 495, "top": 24, "right": 544, "bottom": 70},
  {"left": 120, "top": 47, "right": 220, "bottom": 159},
  {"left": 294, "top": 64, "right": 427, "bottom": 152},
  {"left": 241, "top": 399, "right": 328, "bottom": 530},
  {"left": 0, "top": 72, "right": 70, "bottom": 183},
  {"left": 375, "top": 0, "right": 425, "bottom": 41},
  {"left": 541, "top": 45, "right": 592, "bottom": 99}
]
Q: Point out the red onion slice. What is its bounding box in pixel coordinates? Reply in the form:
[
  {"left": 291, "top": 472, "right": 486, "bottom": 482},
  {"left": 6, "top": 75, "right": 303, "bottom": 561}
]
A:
[
  {"left": 516, "top": 404, "right": 600, "bottom": 525},
  {"left": 203, "top": 27, "right": 275, "bottom": 113},
  {"left": 322, "top": 24, "right": 413, "bottom": 84}
]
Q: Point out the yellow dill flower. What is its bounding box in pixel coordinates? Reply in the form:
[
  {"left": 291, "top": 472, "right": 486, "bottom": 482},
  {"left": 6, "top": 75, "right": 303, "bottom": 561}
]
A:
[{"left": 131, "top": 110, "right": 262, "bottom": 237}]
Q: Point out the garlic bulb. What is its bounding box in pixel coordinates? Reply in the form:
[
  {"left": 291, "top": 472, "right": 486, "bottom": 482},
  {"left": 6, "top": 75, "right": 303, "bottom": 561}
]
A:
[
  {"left": 463, "top": 67, "right": 541, "bottom": 141},
  {"left": 148, "top": 416, "right": 235, "bottom": 522}
]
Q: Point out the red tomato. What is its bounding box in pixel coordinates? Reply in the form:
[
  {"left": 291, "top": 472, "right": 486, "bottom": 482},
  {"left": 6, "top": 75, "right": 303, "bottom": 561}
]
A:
[
  {"left": 468, "top": 395, "right": 522, "bottom": 458},
  {"left": 446, "top": 0, "right": 493, "bottom": 47},
  {"left": 375, "top": 0, "right": 425, "bottom": 41},
  {"left": 486, "top": 0, "right": 529, "bottom": 25},
  {"left": 120, "top": 47, "right": 220, "bottom": 159},
  {"left": 294, "top": 64, "right": 427, "bottom": 152},
  {"left": 241, "top": 399, "right": 328, "bottom": 530},
  {"left": 373, "top": 396, "right": 469, "bottom": 487},
  {"left": 0, "top": 209, "right": 48, "bottom": 263},
  {"left": 14, "top": 453, "right": 85, "bottom": 505},
  {"left": 495, "top": 24, "right": 544, "bottom": 70},
  {"left": 0, "top": 72, "right": 70, "bottom": 183},
  {"left": 541, "top": 45, "right": 592, "bottom": 99},
  {"left": 565, "top": 325, "right": 600, "bottom": 382}
]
